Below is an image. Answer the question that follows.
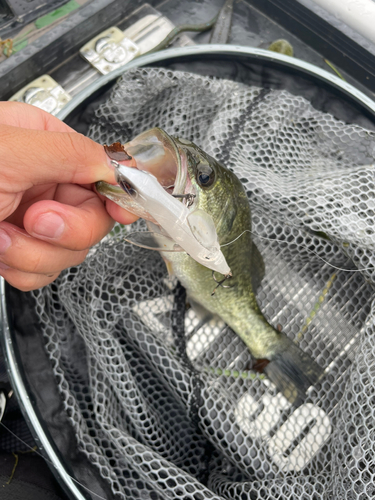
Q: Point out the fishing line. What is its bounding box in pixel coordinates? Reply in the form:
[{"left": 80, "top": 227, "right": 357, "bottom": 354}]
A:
[
  {"left": 0, "top": 421, "right": 108, "bottom": 500},
  {"left": 221, "top": 229, "right": 375, "bottom": 274}
]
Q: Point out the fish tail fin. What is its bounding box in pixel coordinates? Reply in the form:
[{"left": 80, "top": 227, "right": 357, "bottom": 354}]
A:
[{"left": 264, "top": 338, "right": 324, "bottom": 406}]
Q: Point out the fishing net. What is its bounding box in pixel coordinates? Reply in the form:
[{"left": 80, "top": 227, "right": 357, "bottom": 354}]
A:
[{"left": 32, "top": 68, "right": 375, "bottom": 499}]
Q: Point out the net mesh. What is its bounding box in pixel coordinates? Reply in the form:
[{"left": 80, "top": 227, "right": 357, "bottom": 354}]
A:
[{"left": 33, "top": 68, "right": 375, "bottom": 499}]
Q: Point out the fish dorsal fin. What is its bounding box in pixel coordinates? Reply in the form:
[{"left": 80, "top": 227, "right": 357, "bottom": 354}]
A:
[
  {"left": 125, "top": 232, "right": 184, "bottom": 252},
  {"left": 250, "top": 241, "right": 265, "bottom": 293}
]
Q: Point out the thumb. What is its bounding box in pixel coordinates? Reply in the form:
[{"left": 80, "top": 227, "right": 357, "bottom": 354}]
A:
[{"left": 0, "top": 123, "right": 114, "bottom": 193}]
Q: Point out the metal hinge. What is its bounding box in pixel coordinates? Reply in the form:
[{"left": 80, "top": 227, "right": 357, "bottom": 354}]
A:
[{"left": 8, "top": 75, "right": 72, "bottom": 116}]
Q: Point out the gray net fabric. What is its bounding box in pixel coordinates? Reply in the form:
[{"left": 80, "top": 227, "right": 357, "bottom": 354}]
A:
[{"left": 33, "top": 68, "right": 375, "bottom": 499}]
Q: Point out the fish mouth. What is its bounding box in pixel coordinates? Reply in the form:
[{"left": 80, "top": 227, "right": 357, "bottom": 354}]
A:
[
  {"left": 119, "top": 128, "right": 188, "bottom": 197},
  {"left": 96, "top": 128, "right": 195, "bottom": 222}
]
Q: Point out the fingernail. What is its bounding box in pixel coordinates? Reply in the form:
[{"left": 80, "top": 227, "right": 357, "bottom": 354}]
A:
[
  {"left": 0, "top": 229, "right": 11, "bottom": 254},
  {"left": 32, "top": 212, "right": 65, "bottom": 239}
]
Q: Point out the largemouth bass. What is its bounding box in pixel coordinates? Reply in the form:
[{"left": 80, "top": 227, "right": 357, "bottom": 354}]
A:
[{"left": 97, "top": 128, "right": 324, "bottom": 405}]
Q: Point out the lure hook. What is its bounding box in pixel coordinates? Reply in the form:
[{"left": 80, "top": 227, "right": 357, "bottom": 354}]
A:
[
  {"left": 172, "top": 193, "right": 196, "bottom": 207},
  {"left": 211, "top": 271, "right": 234, "bottom": 296}
]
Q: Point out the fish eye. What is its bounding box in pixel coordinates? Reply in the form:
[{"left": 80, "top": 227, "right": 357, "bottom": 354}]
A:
[
  {"left": 119, "top": 179, "right": 137, "bottom": 197},
  {"left": 197, "top": 164, "right": 215, "bottom": 188}
]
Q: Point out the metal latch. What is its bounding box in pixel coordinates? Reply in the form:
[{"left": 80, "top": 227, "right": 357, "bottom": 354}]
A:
[
  {"left": 80, "top": 14, "right": 193, "bottom": 75},
  {"left": 8, "top": 75, "right": 72, "bottom": 116},
  {"left": 80, "top": 26, "right": 140, "bottom": 75}
]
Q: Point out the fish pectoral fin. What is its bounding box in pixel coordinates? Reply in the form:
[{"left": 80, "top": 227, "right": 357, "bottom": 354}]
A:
[
  {"left": 250, "top": 241, "right": 265, "bottom": 293},
  {"left": 125, "top": 231, "right": 184, "bottom": 252},
  {"left": 162, "top": 257, "right": 175, "bottom": 277}
]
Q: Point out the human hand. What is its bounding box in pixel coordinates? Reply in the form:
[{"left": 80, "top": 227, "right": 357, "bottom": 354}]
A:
[{"left": 0, "top": 101, "right": 137, "bottom": 291}]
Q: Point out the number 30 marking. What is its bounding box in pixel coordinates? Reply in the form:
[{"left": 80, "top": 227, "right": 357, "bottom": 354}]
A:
[{"left": 235, "top": 392, "right": 332, "bottom": 472}]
